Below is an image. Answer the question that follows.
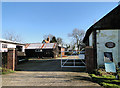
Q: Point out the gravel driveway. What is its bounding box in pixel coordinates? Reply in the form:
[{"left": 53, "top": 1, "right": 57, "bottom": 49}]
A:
[{"left": 2, "top": 59, "right": 102, "bottom": 87}]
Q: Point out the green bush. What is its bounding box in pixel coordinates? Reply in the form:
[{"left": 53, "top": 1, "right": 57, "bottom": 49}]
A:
[{"left": 102, "top": 82, "right": 120, "bottom": 88}]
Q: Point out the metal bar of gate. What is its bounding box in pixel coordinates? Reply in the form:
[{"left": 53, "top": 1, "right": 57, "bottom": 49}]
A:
[
  {"left": 61, "top": 50, "right": 86, "bottom": 68},
  {"left": 61, "top": 52, "right": 62, "bottom": 68}
]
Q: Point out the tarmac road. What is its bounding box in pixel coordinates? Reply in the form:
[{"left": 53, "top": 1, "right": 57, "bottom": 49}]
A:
[{"left": 2, "top": 59, "right": 102, "bottom": 87}]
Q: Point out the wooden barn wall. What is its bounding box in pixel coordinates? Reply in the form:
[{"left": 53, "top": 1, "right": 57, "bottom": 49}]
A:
[{"left": 25, "top": 46, "right": 59, "bottom": 58}]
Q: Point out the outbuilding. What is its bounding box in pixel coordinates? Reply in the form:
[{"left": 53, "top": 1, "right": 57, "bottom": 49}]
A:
[
  {"left": 0, "top": 39, "right": 26, "bottom": 70},
  {"left": 83, "top": 5, "right": 120, "bottom": 67},
  {"left": 25, "top": 43, "right": 59, "bottom": 58},
  {"left": 0, "top": 39, "right": 25, "bottom": 53}
]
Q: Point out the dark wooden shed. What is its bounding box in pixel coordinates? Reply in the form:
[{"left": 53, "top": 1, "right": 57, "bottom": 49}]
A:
[{"left": 25, "top": 43, "right": 59, "bottom": 58}]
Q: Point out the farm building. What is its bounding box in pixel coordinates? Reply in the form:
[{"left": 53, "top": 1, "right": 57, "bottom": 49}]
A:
[
  {"left": 0, "top": 39, "right": 26, "bottom": 70},
  {"left": 0, "top": 39, "right": 25, "bottom": 53},
  {"left": 25, "top": 43, "right": 43, "bottom": 58},
  {"left": 0, "top": 39, "right": 26, "bottom": 61},
  {"left": 83, "top": 5, "right": 120, "bottom": 68},
  {"left": 25, "top": 43, "right": 59, "bottom": 58}
]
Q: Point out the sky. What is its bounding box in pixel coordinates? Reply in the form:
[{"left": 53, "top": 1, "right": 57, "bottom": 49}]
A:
[{"left": 2, "top": 2, "right": 118, "bottom": 44}]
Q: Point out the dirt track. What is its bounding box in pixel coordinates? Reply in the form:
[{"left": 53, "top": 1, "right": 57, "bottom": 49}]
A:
[{"left": 2, "top": 59, "right": 102, "bottom": 87}]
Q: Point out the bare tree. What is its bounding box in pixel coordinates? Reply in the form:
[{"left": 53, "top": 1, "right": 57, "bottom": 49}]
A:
[
  {"left": 3, "top": 31, "right": 23, "bottom": 43},
  {"left": 43, "top": 34, "right": 54, "bottom": 41},
  {"left": 68, "top": 28, "right": 85, "bottom": 50},
  {"left": 57, "top": 37, "right": 63, "bottom": 45}
]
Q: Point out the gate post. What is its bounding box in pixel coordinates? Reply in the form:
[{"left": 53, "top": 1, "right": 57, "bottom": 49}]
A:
[
  {"left": 15, "top": 49, "right": 18, "bottom": 70},
  {"left": 85, "top": 46, "right": 96, "bottom": 73},
  {"left": 7, "top": 48, "right": 17, "bottom": 71}
]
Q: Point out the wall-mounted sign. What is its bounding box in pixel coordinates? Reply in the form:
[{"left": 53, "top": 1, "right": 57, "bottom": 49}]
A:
[
  {"left": 105, "top": 42, "right": 115, "bottom": 48},
  {"left": 35, "top": 49, "right": 42, "bottom": 52}
]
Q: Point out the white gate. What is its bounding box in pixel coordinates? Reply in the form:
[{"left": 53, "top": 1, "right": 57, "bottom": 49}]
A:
[{"left": 61, "top": 51, "right": 86, "bottom": 68}]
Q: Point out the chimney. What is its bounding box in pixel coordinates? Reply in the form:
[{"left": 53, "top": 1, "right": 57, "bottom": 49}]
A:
[
  {"left": 45, "top": 36, "right": 50, "bottom": 43},
  {"left": 47, "top": 36, "right": 50, "bottom": 43}
]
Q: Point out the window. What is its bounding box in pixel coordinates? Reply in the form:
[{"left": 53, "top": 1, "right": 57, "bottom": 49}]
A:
[
  {"left": 16, "top": 46, "right": 22, "bottom": 52},
  {"left": 35, "top": 49, "right": 42, "bottom": 52},
  {"left": 2, "top": 44, "right": 7, "bottom": 48}
]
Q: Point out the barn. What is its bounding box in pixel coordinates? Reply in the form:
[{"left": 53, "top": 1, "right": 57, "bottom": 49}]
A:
[{"left": 25, "top": 43, "right": 59, "bottom": 58}]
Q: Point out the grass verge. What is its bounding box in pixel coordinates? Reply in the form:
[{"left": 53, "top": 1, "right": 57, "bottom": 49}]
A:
[
  {"left": 1, "top": 68, "right": 15, "bottom": 75},
  {"left": 90, "top": 71, "right": 120, "bottom": 88}
]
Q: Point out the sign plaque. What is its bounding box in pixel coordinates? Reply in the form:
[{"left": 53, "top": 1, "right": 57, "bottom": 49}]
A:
[{"left": 105, "top": 42, "right": 115, "bottom": 48}]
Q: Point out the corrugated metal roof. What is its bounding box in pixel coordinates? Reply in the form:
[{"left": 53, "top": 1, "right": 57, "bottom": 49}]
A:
[
  {"left": 25, "top": 43, "right": 57, "bottom": 49},
  {"left": 42, "top": 43, "right": 56, "bottom": 49},
  {"left": 0, "top": 39, "right": 25, "bottom": 45},
  {"left": 26, "top": 43, "right": 43, "bottom": 49}
]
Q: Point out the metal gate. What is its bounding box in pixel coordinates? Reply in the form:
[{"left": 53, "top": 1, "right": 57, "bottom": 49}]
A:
[{"left": 61, "top": 51, "right": 86, "bottom": 68}]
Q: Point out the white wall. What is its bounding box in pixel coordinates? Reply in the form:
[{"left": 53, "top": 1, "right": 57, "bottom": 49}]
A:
[
  {"left": 7, "top": 43, "right": 16, "bottom": 48},
  {"left": 0, "top": 42, "right": 25, "bottom": 52},
  {"left": 118, "top": 30, "right": 120, "bottom": 62},
  {"left": 22, "top": 45, "right": 25, "bottom": 52},
  {"left": 89, "top": 33, "right": 93, "bottom": 46},
  {"left": 96, "top": 30, "right": 119, "bottom": 67},
  {"left": 0, "top": 43, "right": 16, "bottom": 52}
]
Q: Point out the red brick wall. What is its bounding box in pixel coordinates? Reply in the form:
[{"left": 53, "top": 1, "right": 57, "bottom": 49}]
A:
[
  {"left": 85, "top": 46, "right": 96, "bottom": 73},
  {"left": 7, "top": 48, "right": 17, "bottom": 71}
]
